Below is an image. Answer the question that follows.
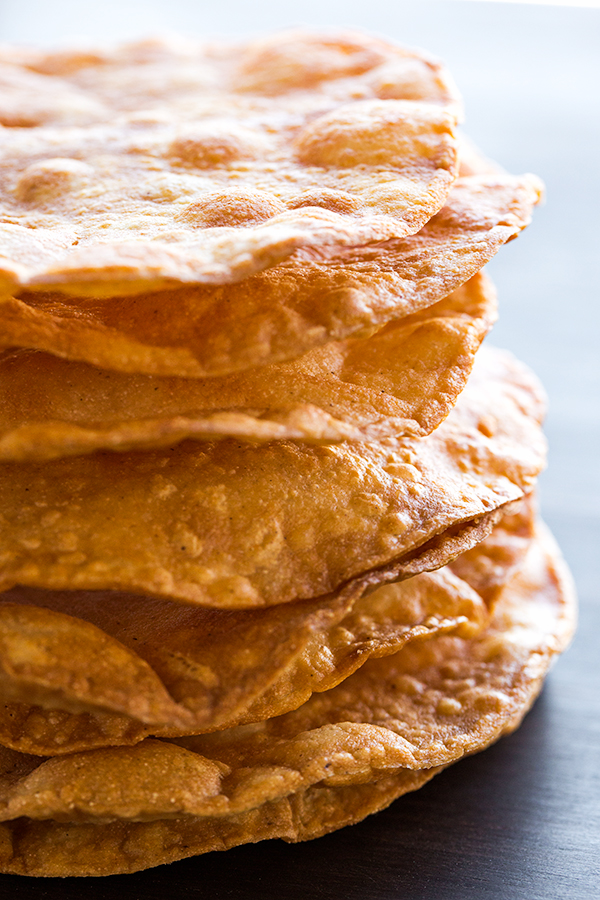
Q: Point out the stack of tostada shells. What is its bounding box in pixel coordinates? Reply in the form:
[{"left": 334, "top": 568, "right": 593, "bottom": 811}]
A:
[{"left": 0, "top": 31, "right": 575, "bottom": 876}]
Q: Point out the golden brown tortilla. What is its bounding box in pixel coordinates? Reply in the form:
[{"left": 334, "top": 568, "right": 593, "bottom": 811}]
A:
[
  {"left": 0, "top": 544, "right": 488, "bottom": 755},
  {"left": 0, "top": 32, "right": 461, "bottom": 296},
  {"left": 0, "top": 347, "right": 546, "bottom": 606},
  {"left": 0, "top": 175, "right": 541, "bottom": 376},
  {"left": 0, "top": 273, "right": 495, "bottom": 458},
  {"left": 0, "top": 523, "right": 575, "bottom": 875}
]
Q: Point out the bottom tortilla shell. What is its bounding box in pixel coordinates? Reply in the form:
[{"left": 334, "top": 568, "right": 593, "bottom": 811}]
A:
[
  {"left": 0, "top": 522, "right": 575, "bottom": 876},
  {"left": 0, "top": 768, "right": 443, "bottom": 878}
]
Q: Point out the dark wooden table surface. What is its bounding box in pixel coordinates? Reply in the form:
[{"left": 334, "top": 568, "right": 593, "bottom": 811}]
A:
[{"left": 1, "top": 1, "right": 599, "bottom": 897}]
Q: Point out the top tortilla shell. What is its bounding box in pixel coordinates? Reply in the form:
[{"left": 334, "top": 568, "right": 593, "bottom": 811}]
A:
[
  {"left": 0, "top": 523, "right": 576, "bottom": 876},
  {"left": 0, "top": 31, "right": 460, "bottom": 293},
  {"left": 0, "top": 31, "right": 461, "bottom": 125},
  {"left": 0, "top": 346, "right": 546, "bottom": 607},
  {"left": 0, "top": 174, "right": 542, "bottom": 377}
]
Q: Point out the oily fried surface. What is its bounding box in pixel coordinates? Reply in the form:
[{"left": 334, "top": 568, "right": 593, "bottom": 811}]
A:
[
  {"left": 0, "top": 32, "right": 461, "bottom": 295},
  {"left": 0, "top": 559, "right": 488, "bottom": 755},
  {"left": 0, "top": 347, "right": 546, "bottom": 606},
  {"left": 0, "top": 175, "right": 541, "bottom": 376},
  {"left": 0, "top": 273, "right": 496, "bottom": 459},
  {"left": 0, "top": 523, "right": 576, "bottom": 875}
]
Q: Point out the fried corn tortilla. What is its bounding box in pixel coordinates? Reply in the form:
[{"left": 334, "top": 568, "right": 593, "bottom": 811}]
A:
[
  {"left": 0, "top": 347, "right": 546, "bottom": 606},
  {"left": 0, "top": 510, "right": 497, "bottom": 756},
  {"left": 0, "top": 174, "right": 541, "bottom": 376},
  {"left": 0, "top": 742, "right": 441, "bottom": 877},
  {"left": 2, "top": 497, "right": 525, "bottom": 754},
  {"left": 0, "top": 560, "right": 488, "bottom": 755},
  {"left": 0, "top": 273, "right": 495, "bottom": 459},
  {"left": 200, "top": 522, "right": 573, "bottom": 772},
  {"left": 0, "top": 524, "right": 576, "bottom": 875},
  {"left": 0, "top": 31, "right": 460, "bottom": 123},
  {"left": 0, "top": 504, "right": 528, "bottom": 760},
  {"left": 0, "top": 509, "right": 497, "bottom": 757},
  {"left": 0, "top": 32, "right": 461, "bottom": 295}
]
